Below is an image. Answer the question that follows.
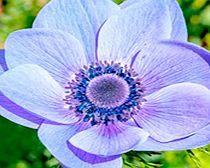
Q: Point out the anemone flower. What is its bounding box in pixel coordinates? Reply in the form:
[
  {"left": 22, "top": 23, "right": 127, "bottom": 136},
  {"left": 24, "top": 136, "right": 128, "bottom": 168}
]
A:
[{"left": 0, "top": 0, "right": 210, "bottom": 168}]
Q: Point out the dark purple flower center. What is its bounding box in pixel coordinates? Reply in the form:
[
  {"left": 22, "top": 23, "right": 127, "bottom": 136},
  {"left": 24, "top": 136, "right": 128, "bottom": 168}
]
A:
[
  {"left": 64, "top": 62, "right": 144, "bottom": 126},
  {"left": 86, "top": 74, "right": 129, "bottom": 108}
]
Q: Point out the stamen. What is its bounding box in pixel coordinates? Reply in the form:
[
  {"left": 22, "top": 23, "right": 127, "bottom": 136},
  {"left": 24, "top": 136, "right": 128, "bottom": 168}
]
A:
[{"left": 63, "top": 61, "right": 144, "bottom": 126}]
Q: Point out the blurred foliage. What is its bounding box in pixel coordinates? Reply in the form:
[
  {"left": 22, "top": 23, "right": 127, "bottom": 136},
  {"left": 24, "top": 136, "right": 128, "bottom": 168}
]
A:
[
  {"left": 0, "top": 0, "right": 210, "bottom": 167},
  {"left": 0, "top": 0, "right": 49, "bottom": 48},
  {"left": 0, "top": 117, "right": 59, "bottom": 168},
  {"left": 178, "top": 0, "right": 210, "bottom": 50}
]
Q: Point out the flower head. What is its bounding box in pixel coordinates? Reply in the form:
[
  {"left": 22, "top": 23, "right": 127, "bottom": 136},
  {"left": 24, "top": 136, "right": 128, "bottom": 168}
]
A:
[{"left": 0, "top": 0, "right": 210, "bottom": 167}]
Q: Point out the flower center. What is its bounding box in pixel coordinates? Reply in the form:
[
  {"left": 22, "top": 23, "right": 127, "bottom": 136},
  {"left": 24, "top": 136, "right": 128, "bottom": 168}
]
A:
[
  {"left": 86, "top": 74, "right": 129, "bottom": 108},
  {"left": 64, "top": 61, "right": 144, "bottom": 126}
]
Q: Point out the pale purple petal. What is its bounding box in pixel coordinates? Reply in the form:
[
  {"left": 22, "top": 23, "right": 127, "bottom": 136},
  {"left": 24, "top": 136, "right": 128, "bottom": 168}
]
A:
[
  {"left": 132, "top": 40, "right": 210, "bottom": 95},
  {"left": 38, "top": 123, "right": 123, "bottom": 168},
  {"left": 33, "top": 0, "right": 120, "bottom": 62},
  {"left": 121, "top": 0, "right": 187, "bottom": 41},
  {"left": 97, "top": 0, "right": 171, "bottom": 64},
  {"left": 0, "top": 64, "right": 78, "bottom": 124},
  {"left": 67, "top": 143, "right": 119, "bottom": 164},
  {"left": 69, "top": 122, "right": 149, "bottom": 156},
  {"left": 0, "top": 49, "right": 8, "bottom": 75},
  {"left": 5, "top": 28, "right": 87, "bottom": 86},
  {"left": 134, "top": 124, "right": 210, "bottom": 151},
  {"left": 0, "top": 109, "right": 41, "bottom": 129},
  {"left": 166, "top": 40, "right": 210, "bottom": 66},
  {"left": 0, "top": 92, "right": 43, "bottom": 129},
  {"left": 165, "top": 0, "right": 187, "bottom": 41},
  {"left": 0, "top": 50, "right": 43, "bottom": 129},
  {"left": 133, "top": 83, "right": 210, "bottom": 142}
]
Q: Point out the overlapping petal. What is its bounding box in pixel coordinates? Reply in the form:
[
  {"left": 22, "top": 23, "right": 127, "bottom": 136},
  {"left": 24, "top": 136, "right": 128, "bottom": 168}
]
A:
[
  {"left": 0, "top": 64, "right": 77, "bottom": 124},
  {"left": 134, "top": 124, "right": 210, "bottom": 151},
  {"left": 0, "top": 102, "right": 42, "bottom": 129},
  {"left": 69, "top": 122, "right": 149, "bottom": 156},
  {"left": 165, "top": 0, "right": 188, "bottom": 41},
  {"left": 5, "top": 28, "right": 87, "bottom": 86},
  {"left": 33, "top": 0, "right": 120, "bottom": 62},
  {"left": 132, "top": 40, "right": 210, "bottom": 95},
  {"left": 38, "top": 123, "right": 123, "bottom": 168},
  {"left": 121, "top": 0, "right": 187, "bottom": 41},
  {"left": 0, "top": 49, "right": 44, "bottom": 129},
  {"left": 167, "top": 40, "right": 210, "bottom": 66},
  {"left": 133, "top": 83, "right": 210, "bottom": 142},
  {"left": 97, "top": 0, "right": 171, "bottom": 64}
]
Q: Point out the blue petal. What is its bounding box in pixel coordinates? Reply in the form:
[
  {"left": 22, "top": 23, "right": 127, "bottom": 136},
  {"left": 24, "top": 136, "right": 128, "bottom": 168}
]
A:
[
  {"left": 165, "top": 0, "right": 188, "bottom": 41},
  {"left": 134, "top": 83, "right": 210, "bottom": 142},
  {"left": 164, "top": 40, "right": 210, "bottom": 66},
  {"left": 0, "top": 49, "right": 8, "bottom": 75},
  {"left": 67, "top": 142, "right": 120, "bottom": 164},
  {"left": 0, "top": 91, "right": 43, "bottom": 129},
  {"left": 120, "top": 0, "right": 187, "bottom": 41},
  {"left": 97, "top": 0, "right": 171, "bottom": 64},
  {"left": 0, "top": 64, "right": 78, "bottom": 124},
  {"left": 5, "top": 28, "right": 87, "bottom": 86},
  {"left": 132, "top": 40, "right": 210, "bottom": 95},
  {"left": 134, "top": 124, "right": 210, "bottom": 151},
  {"left": 38, "top": 123, "right": 123, "bottom": 168},
  {"left": 33, "top": 0, "right": 120, "bottom": 62},
  {"left": 69, "top": 122, "right": 149, "bottom": 156},
  {"left": 0, "top": 49, "right": 43, "bottom": 129}
]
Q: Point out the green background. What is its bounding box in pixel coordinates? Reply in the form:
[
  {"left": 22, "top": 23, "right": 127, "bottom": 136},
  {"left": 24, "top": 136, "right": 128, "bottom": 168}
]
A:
[{"left": 0, "top": 0, "right": 210, "bottom": 167}]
